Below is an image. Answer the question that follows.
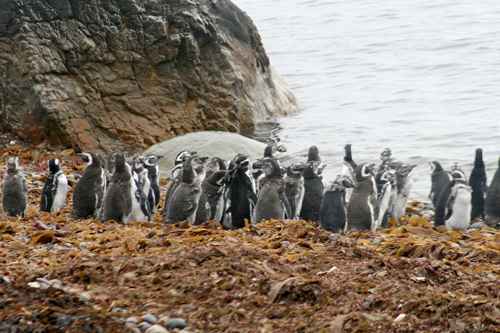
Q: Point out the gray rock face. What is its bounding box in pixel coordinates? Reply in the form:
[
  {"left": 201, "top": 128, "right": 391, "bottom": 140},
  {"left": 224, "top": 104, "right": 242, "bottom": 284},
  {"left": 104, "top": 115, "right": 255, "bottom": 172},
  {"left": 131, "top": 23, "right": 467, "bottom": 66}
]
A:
[{"left": 0, "top": 0, "right": 297, "bottom": 151}]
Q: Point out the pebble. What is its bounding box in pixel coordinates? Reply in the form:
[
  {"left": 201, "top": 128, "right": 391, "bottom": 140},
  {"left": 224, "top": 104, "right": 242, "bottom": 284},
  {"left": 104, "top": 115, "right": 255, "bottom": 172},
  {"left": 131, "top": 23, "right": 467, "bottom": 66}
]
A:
[
  {"left": 79, "top": 292, "right": 91, "bottom": 302},
  {"left": 394, "top": 313, "right": 407, "bottom": 322},
  {"left": 145, "top": 325, "right": 169, "bottom": 333},
  {"left": 143, "top": 314, "right": 158, "bottom": 324},
  {"left": 126, "top": 317, "right": 140, "bottom": 324},
  {"left": 164, "top": 318, "right": 187, "bottom": 330},
  {"left": 138, "top": 322, "right": 152, "bottom": 332},
  {"left": 125, "top": 323, "right": 141, "bottom": 333}
]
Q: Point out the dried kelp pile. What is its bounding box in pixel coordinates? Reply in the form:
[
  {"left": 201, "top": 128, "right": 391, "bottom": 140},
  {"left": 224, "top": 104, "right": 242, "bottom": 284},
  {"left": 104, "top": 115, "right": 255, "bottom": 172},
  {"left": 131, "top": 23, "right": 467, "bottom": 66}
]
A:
[{"left": 0, "top": 146, "right": 499, "bottom": 333}]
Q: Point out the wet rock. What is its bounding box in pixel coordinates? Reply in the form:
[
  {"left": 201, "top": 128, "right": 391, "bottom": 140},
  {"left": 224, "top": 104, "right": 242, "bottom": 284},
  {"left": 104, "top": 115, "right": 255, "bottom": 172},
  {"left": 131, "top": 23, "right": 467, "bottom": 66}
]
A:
[
  {"left": 125, "top": 323, "right": 142, "bottom": 333},
  {"left": 145, "top": 325, "right": 169, "bottom": 333},
  {"left": 142, "top": 314, "right": 158, "bottom": 324},
  {"left": 126, "top": 317, "right": 140, "bottom": 324},
  {"left": 79, "top": 292, "right": 92, "bottom": 303},
  {"left": 164, "top": 318, "right": 187, "bottom": 330},
  {"left": 0, "top": 0, "right": 297, "bottom": 151},
  {"left": 138, "top": 322, "right": 152, "bottom": 332}
]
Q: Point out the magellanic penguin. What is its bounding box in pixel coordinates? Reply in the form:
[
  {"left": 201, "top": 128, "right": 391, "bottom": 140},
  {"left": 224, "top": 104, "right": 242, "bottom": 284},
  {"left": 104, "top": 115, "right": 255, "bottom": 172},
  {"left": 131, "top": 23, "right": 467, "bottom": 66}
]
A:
[
  {"left": 299, "top": 146, "right": 325, "bottom": 222},
  {"left": 2, "top": 157, "right": 27, "bottom": 217},
  {"left": 431, "top": 161, "right": 453, "bottom": 226},
  {"left": 72, "top": 153, "right": 106, "bottom": 219},
  {"left": 284, "top": 163, "right": 306, "bottom": 220},
  {"left": 253, "top": 141, "right": 286, "bottom": 193},
  {"left": 254, "top": 158, "right": 291, "bottom": 223},
  {"left": 165, "top": 156, "right": 207, "bottom": 224},
  {"left": 390, "top": 163, "right": 417, "bottom": 222},
  {"left": 143, "top": 154, "right": 163, "bottom": 211},
  {"left": 485, "top": 157, "right": 500, "bottom": 227},
  {"left": 101, "top": 153, "right": 134, "bottom": 223},
  {"left": 347, "top": 163, "right": 377, "bottom": 231},
  {"left": 197, "top": 157, "right": 227, "bottom": 223},
  {"left": 320, "top": 175, "right": 355, "bottom": 233},
  {"left": 221, "top": 154, "right": 257, "bottom": 229},
  {"left": 342, "top": 144, "right": 357, "bottom": 203},
  {"left": 40, "top": 159, "right": 68, "bottom": 213},
  {"left": 162, "top": 150, "right": 196, "bottom": 218},
  {"left": 131, "top": 157, "right": 153, "bottom": 221},
  {"left": 445, "top": 169, "right": 472, "bottom": 230},
  {"left": 374, "top": 168, "right": 397, "bottom": 230},
  {"left": 469, "top": 148, "right": 487, "bottom": 220}
]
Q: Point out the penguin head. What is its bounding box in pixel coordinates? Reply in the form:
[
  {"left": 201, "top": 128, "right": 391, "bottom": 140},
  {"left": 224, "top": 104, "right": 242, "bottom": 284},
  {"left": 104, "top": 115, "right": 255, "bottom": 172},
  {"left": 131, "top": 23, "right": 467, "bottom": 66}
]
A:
[
  {"left": 48, "top": 159, "right": 61, "bottom": 174},
  {"left": 450, "top": 165, "right": 467, "bottom": 183},
  {"left": 326, "top": 175, "right": 355, "bottom": 192},
  {"left": 380, "top": 148, "right": 392, "bottom": 163},
  {"left": 474, "top": 148, "right": 484, "bottom": 167},
  {"left": 175, "top": 151, "right": 196, "bottom": 166},
  {"left": 207, "top": 157, "right": 227, "bottom": 174},
  {"left": 230, "top": 154, "right": 251, "bottom": 172},
  {"left": 355, "top": 163, "right": 375, "bottom": 181},
  {"left": 429, "top": 161, "right": 443, "bottom": 174},
  {"left": 379, "top": 168, "right": 396, "bottom": 184},
  {"left": 78, "top": 153, "right": 93, "bottom": 165},
  {"left": 307, "top": 145, "right": 321, "bottom": 163},
  {"left": 286, "top": 163, "right": 306, "bottom": 178},
  {"left": 6, "top": 156, "right": 19, "bottom": 173},
  {"left": 182, "top": 156, "right": 208, "bottom": 184},
  {"left": 131, "top": 156, "right": 145, "bottom": 173},
  {"left": 264, "top": 144, "right": 274, "bottom": 158},
  {"left": 113, "top": 153, "right": 128, "bottom": 173},
  {"left": 262, "top": 158, "right": 282, "bottom": 178},
  {"left": 144, "top": 154, "right": 163, "bottom": 167}
]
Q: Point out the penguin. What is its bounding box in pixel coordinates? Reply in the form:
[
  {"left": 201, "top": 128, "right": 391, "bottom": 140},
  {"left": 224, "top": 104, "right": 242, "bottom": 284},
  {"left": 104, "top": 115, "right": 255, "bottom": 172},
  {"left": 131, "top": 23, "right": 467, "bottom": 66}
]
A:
[
  {"left": 72, "top": 153, "right": 106, "bottom": 219},
  {"left": 284, "top": 164, "right": 306, "bottom": 220},
  {"left": 221, "top": 154, "right": 257, "bottom": 229},
  {"left": 390, "top": 163, "right": 417, "bottom": 222},
  {"left": 197, "top": 157, "right": 227, "bottom": 223},
  {"left": 430, "top": 161, "right": 453, "bottom": 226},
  {"left": 165, "top": 156, "right": 207, "bottom": 224},
  {"left": 101, "top": 153, "right": 134, "bottom": 223},
  {"left": 445, "top": 169, "right": 472, "bottom": 230},
  {"left": 143, "top": 154, "right": 163, "bottom": 211},
  {"left": 485, "top": 157, "right": 500, "bottom": 227},
  {"left": 2, "top": 157, "right": 27, "bottom": 217},
  {"left": 254, "top": 158, "right": 291, "bottom": 223},
  {"left": 253, "top": 141, "right": 286, "bottom": 193},
  {"left": 40, "top": 159, "right": 68, "bottom": 213},
  {"left": 347, "top": 163, "right": 377, "bottom": 231},
  {"left": 299, "top": 146, "right": 325, "bottom": 222},
  {"left": 374, "top": 168, "right": 396, "bottom": 230},
  {"left": 131, "top": 157, "right": 153, "bottom": 221},
  {"left": 320, "top": 175, "right": 355, "bottom": 233},
  {"left": 342, "top": 144, "right": 357, "bottom": 203},
  {"left": 469, "top": 148, "right": 487, "bottom": 220},
  {"left": 162, "top": 151, "right": 196, "bottom": 217}
]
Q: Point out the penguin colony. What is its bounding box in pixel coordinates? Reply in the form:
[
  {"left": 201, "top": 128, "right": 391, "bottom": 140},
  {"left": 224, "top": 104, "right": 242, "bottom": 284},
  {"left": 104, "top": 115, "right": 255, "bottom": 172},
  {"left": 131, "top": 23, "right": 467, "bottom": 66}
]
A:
[{"left": 1, "top": 144, "right": 500, "bottom": 232}]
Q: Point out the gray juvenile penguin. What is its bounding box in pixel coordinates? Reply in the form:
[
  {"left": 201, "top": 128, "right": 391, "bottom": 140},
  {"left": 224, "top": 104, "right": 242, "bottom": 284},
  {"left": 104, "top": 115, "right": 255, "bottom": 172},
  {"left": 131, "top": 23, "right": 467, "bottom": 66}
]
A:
[
  {"left": 320, "top": 175, "right": 354, "bottom": 233},
  {"left": 165, "top": 156, "right": 206, "bottom": 224},
  {"left": 162, "top": 151, "right": 196, "bottom": 217},
  {"left": 469, "top": 148, "right": 487, "bottom": 220},
  {"left": 347, "top": 163, "right": 377, "bottom": 231},
  {"left": 72, "top": 153, "right": 106, "bottom": 219},
  {"left": 430, "top": 161, "right": 453, "bottom": 226},
  {"left": 254, "top": 158, "right": 291, "bottom": 223},
  {"left": 101, "top": 154, "right": 133, "bottom": 223},
  {"left": 299, "top": 146, "right": 325, "bottom": 222},
  {"left": 2, "top": 157, "right": 27, "bottom": 217},
  {"left": 485, "top": 157, "right": 500, "bottom": 226}
]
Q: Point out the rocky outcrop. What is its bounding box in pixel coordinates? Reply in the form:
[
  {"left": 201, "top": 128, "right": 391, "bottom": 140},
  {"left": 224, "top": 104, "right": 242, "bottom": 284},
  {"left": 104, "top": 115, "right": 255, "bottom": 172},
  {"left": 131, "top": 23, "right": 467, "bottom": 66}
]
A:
[{"left": 0, "top": 0, "right": 297, "bottom": 151}]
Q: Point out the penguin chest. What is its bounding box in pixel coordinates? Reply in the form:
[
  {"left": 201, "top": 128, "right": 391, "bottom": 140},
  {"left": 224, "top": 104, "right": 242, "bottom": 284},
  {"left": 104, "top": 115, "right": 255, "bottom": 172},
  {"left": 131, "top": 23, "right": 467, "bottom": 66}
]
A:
[
  {"left": 285, "top": 178, "right": 305, "bottom": 218},
  {"left": 256, "top": 182, "right": 285, "bottom": 221},
  {"left": 446, "top": 187, "right": 472, "bottom": 230},
  {"left": 320, "top": 191, "right": 346, "bottom": 232},
  {"left": 167, "top": 183, "right": 202, "bottom": 223},
  {"left": 348, "top": 180, "right": 375, "bottom": 230},
  {"left": 51, "top": 174, "right": 69, "bottom": 213}
]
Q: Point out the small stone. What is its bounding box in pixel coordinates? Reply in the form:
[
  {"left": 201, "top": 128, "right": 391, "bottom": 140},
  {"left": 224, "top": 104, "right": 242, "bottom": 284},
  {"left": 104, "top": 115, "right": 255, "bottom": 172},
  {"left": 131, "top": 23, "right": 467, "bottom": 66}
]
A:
[
  {"left": 145, "top": 325, "right": 169, "bottom": 333},
  {"left": 126, "top": 317, "right": 140, "bottom": 324},
  {"left": 164, "top": 318, "right": 187, "bottom": 330},
  {"left": 143, "top": 314, "right": 158, "bottom": 324},
  {"left": 79, "top": 292, "right": 91, "bottom": 302},
  {"left": 394, "top": 313, "right": 407, "bottom": 322},
  {"left": 138, "top": 322, "right": 152, "bottom": 332},
  {"left": 125, "top": 323, "right": 141, "bottom": 333}
]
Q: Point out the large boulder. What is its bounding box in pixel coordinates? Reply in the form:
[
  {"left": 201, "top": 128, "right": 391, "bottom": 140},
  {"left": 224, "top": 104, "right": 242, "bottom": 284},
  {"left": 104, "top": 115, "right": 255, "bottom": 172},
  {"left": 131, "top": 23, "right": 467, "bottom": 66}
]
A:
[
  {"left": 0, "top": 0, "right": 297, "bottom": 151},
  {"left": 144, "top": 131, "right": 267, "bottom": 174}
]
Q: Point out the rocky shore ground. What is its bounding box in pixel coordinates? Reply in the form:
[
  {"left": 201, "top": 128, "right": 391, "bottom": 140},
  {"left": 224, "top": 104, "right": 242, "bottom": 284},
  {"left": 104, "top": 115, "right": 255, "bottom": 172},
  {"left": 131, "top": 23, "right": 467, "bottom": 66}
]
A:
[{"left": 0, "top": 145, "right": 499, "bottom": 333}]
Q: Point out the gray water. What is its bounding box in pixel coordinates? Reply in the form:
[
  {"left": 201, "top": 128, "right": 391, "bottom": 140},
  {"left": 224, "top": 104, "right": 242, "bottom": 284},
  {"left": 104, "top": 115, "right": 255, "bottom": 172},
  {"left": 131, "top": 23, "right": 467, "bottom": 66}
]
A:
[{"left": 234, "top": 0, "right": 500, "bottom": 199}]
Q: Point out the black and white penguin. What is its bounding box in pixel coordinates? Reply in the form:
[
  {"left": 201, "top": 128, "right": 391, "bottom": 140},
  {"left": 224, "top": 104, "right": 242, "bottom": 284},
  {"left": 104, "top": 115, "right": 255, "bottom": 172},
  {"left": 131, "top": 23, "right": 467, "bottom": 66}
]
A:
[
  {"left": 197, "top": 157, "right": 227, "bottom": 223},
  {"left": 284, "top": 164, "right": 306, "bottom": 220},
  {"left": 2, "top": 157, "right": 27, "bottom": 217},
  {"left": 374, "top": 168, "right": 397, "bottom": 230},
  {"left": 347, "top": 163, "right": 377, "bottom": 231},
  {"left": 162, "top": 150, "right": 196, "bottom": 217},
  {"left": 254, "top": 158, "right": 291, "bottom": 223},
  {"left": 165, "top": 156, "right": 207, "bottom": 224},
  {"left": 253, "top": 141, "right": 286, "bottom": 193},
  {"left": 299, "top": 146, "right": 325, "bottom": 222},
  {"left": 72, "top": 153, "right": 106, "bottom": 219},
  {"left": 469, "top": 149, "right": 487, "bottom": 220},
  {"left": 430, "top": 161, "right": 452, "bottom": 226},
  {"left": 40, "top": 159, "right": 68, "bottom": 213},
  {"left": 320, "top": 175, "right": 354, "bottom": 233},
  {"left": 131, "top": 157, "right": 153, "bottom": 221},
  {"left": 143, "top": 154, "right": 163, "bottom": 211},
  {"left": 485, "top": 157, "right": 500, "bottom": 227},
  {"left": 391, "top": 163, "right": 417, "bottom": 221},
  {"left": 445, "top": 169, "right": 472, "bottom": 230},
  {"left": 101, "top": 153, "right": 134, "bottom": 223},
  {"left": 221, "top": 154, "right": 257, "bottom": 229}
]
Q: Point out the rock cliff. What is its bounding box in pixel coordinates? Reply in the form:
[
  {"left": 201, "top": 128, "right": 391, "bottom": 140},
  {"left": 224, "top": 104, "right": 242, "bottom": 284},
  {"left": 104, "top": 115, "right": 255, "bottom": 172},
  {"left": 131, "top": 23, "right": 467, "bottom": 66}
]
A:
[{"left": 0, "top": 0, "right": 297, "bottom": 151}]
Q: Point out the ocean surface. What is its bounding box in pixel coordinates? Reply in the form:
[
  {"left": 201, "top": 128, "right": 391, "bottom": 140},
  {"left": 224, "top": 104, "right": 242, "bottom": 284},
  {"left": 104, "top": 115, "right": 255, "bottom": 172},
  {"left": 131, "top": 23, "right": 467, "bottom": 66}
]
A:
[{"left": 234, "top": 0, "right": 500, "bottom": 199}]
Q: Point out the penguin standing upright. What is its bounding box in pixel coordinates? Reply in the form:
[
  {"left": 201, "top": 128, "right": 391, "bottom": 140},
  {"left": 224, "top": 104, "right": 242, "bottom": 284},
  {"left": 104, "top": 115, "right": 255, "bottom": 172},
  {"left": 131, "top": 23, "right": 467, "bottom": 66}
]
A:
[
  {"left": 40, "top": 159, "right": 68, "bottom": 213},
  {"left": 430, "top": 161, "right": 452, "bottom": 226},
  {"left": 320, "top": 175, "right": 354, "bottom": 233},
  {"left": 485, "top": 157, "right": 500, "bottom": 227},
  {"left": 374, "top": 168, "right": 396, "bottom": 230},
  {"left": 347, "top": 163, "right": 377, "bottom": 231},
  {"left": 72, "top": 153, "right": 106, "bottom": 219},
  {"left": 390, "top": 164, "right": 417, "bottom": 221},
  {"left": 2, "top": 157, "right": 27, "bottom": 217},
  {"left": 165, "top": 156, "right": 207, "bottom": 224},
  {"left": 445, "top": 169, "right": 472, "bottom": 230},
  {"left": 254, "top": 158, "right": 291, "bottom": 223},
  {"left": 101, "top": 153, "right": 134, "bottom": 223},
  {"left": 470, "top": 149, "right": 487, "bottom": 220},
  {"left": 131, "top": 157, "right": 152, "bottom": 221},
  {"left": 143, "top": 154, "right": 162, "bottom": 211},
  {"left": 162, "top": 151, "right": 196, "bottom": 218},
  {"left": 299, "top": 146, "right": 325, "bottom": 222},
  {"left": 284, "top": 164, "right": 306, "bottom": 220},
  {"left": 221, "top": 154, "right": 257, "bottom": 229},
  {"left": 197, "top": 157, "right": 227, "bottom": 223}
]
